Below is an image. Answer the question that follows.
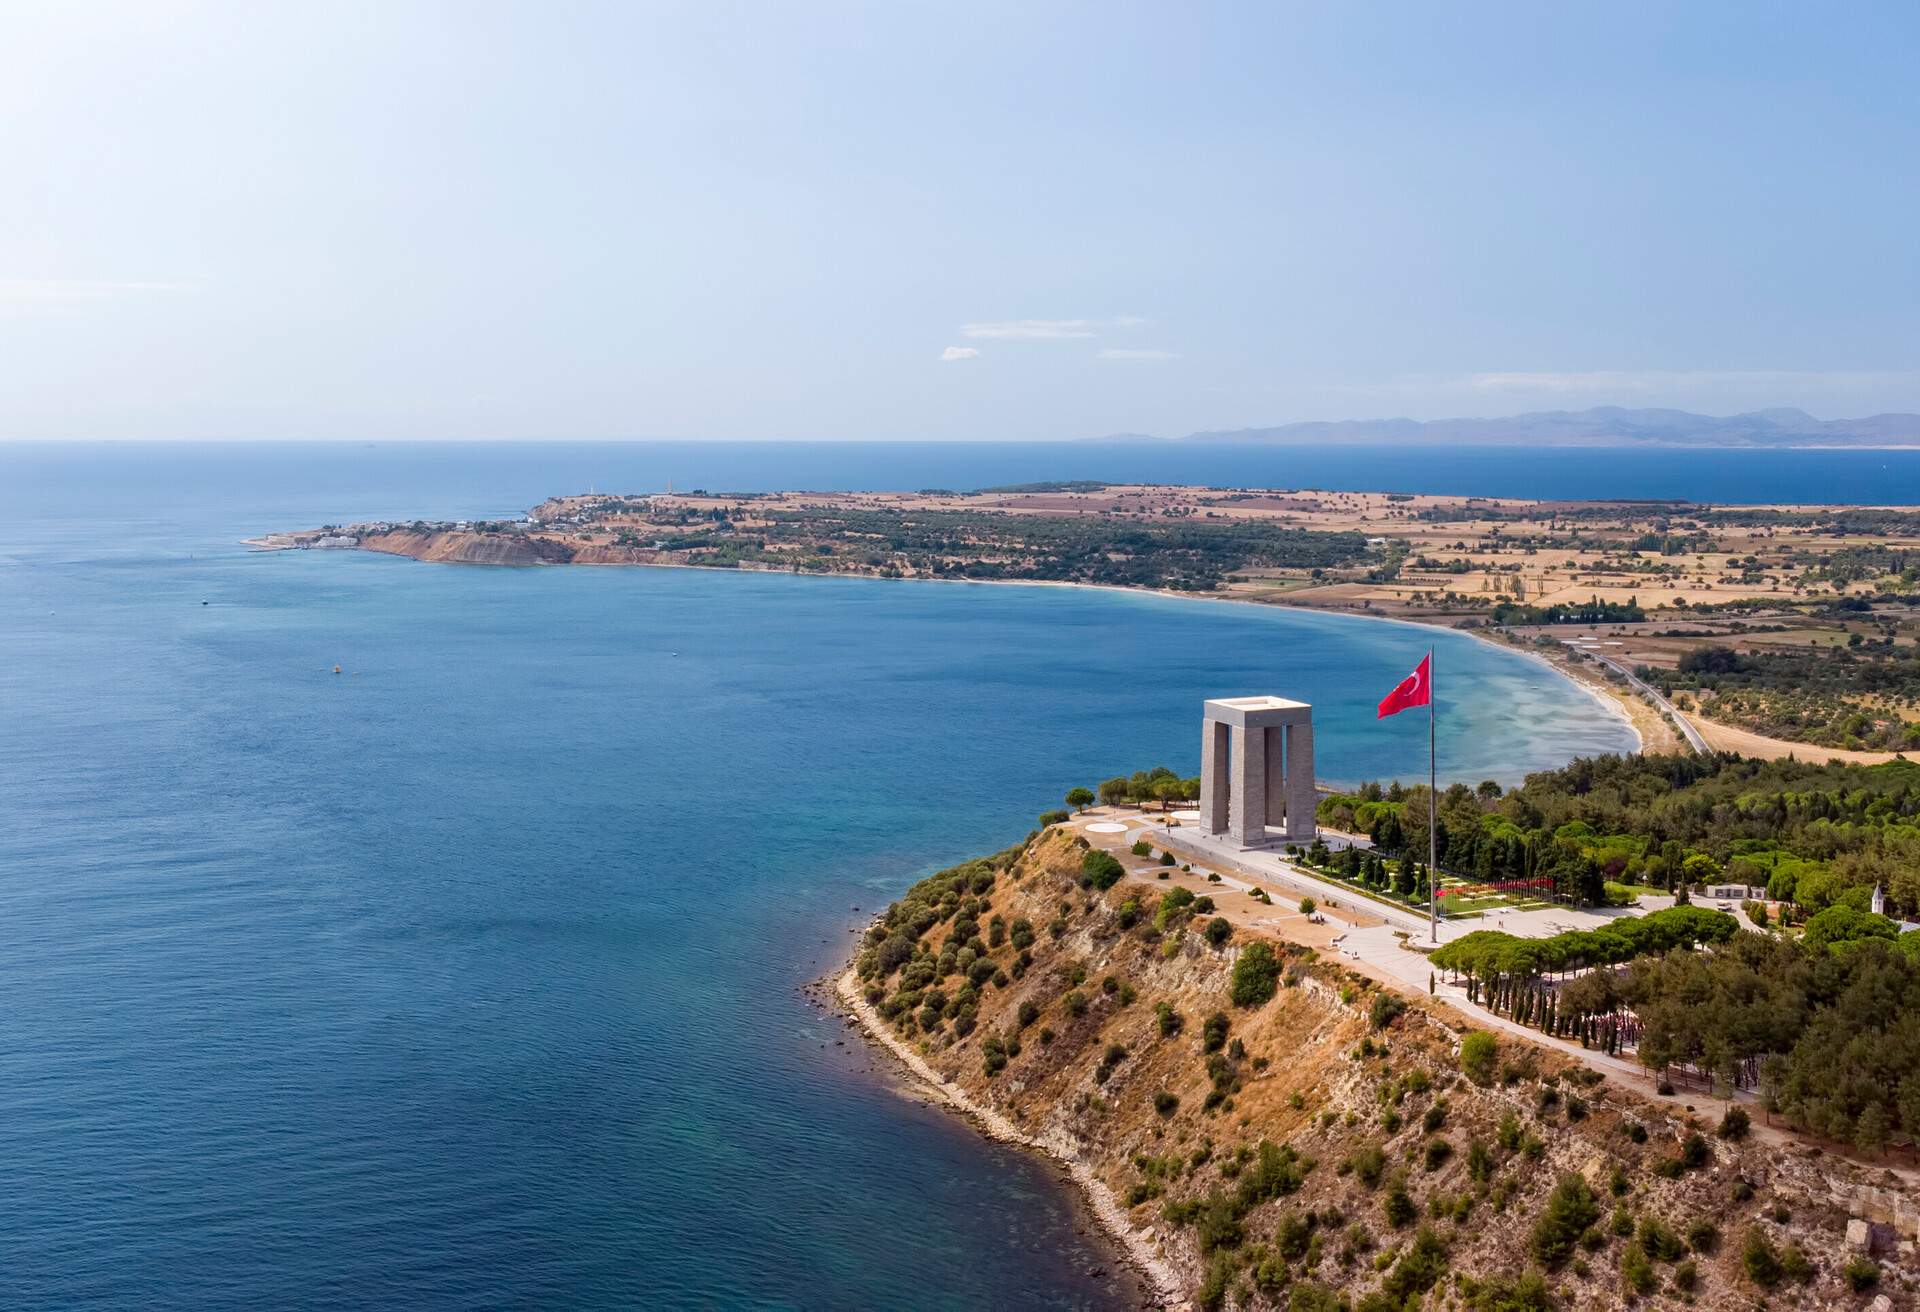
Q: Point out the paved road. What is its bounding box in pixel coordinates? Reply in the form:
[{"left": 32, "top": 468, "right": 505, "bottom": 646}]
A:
[{"left": 1584, "top": 649, "right": 1709, "bottom": 752}]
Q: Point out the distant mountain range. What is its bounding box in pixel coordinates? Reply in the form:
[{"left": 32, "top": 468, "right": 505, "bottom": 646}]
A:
[{"left": 1097, "top": 407, "right": 1920, "bottom": 446}]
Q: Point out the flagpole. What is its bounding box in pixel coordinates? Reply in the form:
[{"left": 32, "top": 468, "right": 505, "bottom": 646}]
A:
[{"left": 1428, "top": 647, "right": 1437, "bottom": 944}]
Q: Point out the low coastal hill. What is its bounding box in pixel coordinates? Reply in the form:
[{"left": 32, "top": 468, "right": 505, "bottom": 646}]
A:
[
  {"left": 1176, "top": 406, "right": 1920, "bottom": 447},
  {"left": 842, "top": 824, "right": 1915, "bottom": 1310}
]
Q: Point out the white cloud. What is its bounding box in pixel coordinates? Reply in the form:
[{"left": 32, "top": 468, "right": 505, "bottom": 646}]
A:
[
  {"left": 1098, "top": 348, "right": 1178, "bottom": 361},
  {"left": 0, "top": 279, "right": 194, "bottom": 304},
  {"left": 959, "top": 316, "right": 1148, "bottom": 340},
  {"left": 940, "top": 345, "right": 980, "bottom": 362}
]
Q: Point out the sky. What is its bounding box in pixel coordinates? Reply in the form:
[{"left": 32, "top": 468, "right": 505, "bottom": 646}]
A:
[{"left": 2, "top": 1, "right": 1917, "bottom": 441}]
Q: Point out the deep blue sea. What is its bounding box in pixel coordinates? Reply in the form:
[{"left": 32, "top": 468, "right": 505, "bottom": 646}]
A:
[{"left": 0, "top": 438, "right": 1872, "bottom": 1309}]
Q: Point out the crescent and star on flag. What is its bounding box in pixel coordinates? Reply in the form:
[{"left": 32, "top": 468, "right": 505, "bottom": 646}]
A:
[{"left": 1377, "top": 652, "right": 1433, "bottom": 719}]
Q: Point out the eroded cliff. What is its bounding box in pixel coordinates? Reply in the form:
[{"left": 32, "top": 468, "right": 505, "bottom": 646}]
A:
[{"left": 845, "top": 826, "right": 1916, "bottom": 1311}]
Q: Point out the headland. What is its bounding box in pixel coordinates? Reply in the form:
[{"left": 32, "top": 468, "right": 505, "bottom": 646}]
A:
[
  {"left": 257, "top": 481, "right": 1920, "bottom": 761},
  {"left": 832, "top": 787, "right": 1920, "bottom": 1309}
]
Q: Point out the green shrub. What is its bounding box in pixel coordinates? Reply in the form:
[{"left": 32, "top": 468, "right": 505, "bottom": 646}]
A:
[
  {"left": 1686, "top": 1218, "right": 1718, "bottom": 1253},
  {"left": 1131, "top": 839, "right": 1152, "bottom": 856},
  {"left": 1619, "top": 1240, "right": 1655, "bottom": 1295},
  {"left": 1459, "top": 1031, "right": 1497, "bottom": 1085},
  {"left": 1195, "top": 1253, "right": 1234, "bottom": 1312},
  {"left": 1154, "top": 886, "right": 1196, "bottom": 931},
  {"left": 1530, "top": 1173, "right": 1599, "bottom": 1270},
  {"left": 1369, "top": 992, "right": 1406, "bottom": 1030},
  {"left": 1154, "top": 1090, "right": 1179, "bottom": 1116},
  {"left": 1157, "top": 1002, "right": 1184, "bottom": 1037},
  {"left": 1845, "top": 1254, "right": 1880, "bottom": 1291},
  {"left": 1740, "top": 1227, "right": 1781, "bottom": 1287},
  {"left": 1672, "top": 1258, "right": 1697, "bottom": 1292},
  {"left": 1382, "top": 1225, "right": 1448, "bottom": 1303},
  {"left": 1160, "top": 852, "right": 1175, "bottom": 867},
  {"left": 1286, "top": 1283, "right": 1345, "bottom": 1312},
  {"left": 1276, "top": 1209, "right": 1315, "bottom": 1260},
  {"left": 1465, "top": 1138, "right": 1494, "bottom": 1185},
  {"left": 1638, "top": 1215, "right": 1685, "bottom": 1262},
  {"left": 1348, "top": 1143, "right": 1387, "bottom": 1188},
  {"left": 1496, "top": 1111, "right": 1521, "bottom": 1150},
  {"left": 1202, "top": 1011, "right": 1230, "bottom": 1052},
  {"left": 1422, "top": 1139, "right": 1452, "bottom": 1172},
  {"left": 1383, "top": 1176, "right": 1417, "bottom": 1227},
  {"left": 1194, "top": 1194, "right": 1244, "bottom": 1253},
  {"left": 1205, "top": 916, "right": 1234, "bottom": 947},
  {"left": 1230, "top": 941, "right": 1282, "bottom": 1006},
  {"left": 1064, "top": 990, "right": 1087, "bottom": 1016},
  {"left": 1037, "top": 808, "right": 1070, "bottom": 826},
  {"left": 1717, "top": 1105, "right": 1751, "bottom": 1140},
  {"left": 1464, "top": 1270, "right": 1553, "bottom": 1311},
  {"left": 1082, "top": 849, "right": 1125, "bottom": 890},
  {"left": 1235, "top": 1141, "right": 1312, "bottom": 1209}
]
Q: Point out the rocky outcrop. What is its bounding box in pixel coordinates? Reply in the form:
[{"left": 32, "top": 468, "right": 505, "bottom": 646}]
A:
[
  {"left": 356, "top": 531, "right": 575, "bottom": 566},
  {"left": 844, "top": 827, "right": 1920, "bottom": 1310}
]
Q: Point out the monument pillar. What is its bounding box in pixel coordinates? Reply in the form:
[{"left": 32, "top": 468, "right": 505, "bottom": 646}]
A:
[
  {"left": 1229, "top": 715, "right": 1267, "bottom": 845},
  {"left": 1199, "top": 696, "right": 1318, "bottom": 850},
  {"left": 1284, "top": 719, "right": 1316, "bottom": 842},
  {"left": 1201, "top": 717, "right": 1231, "bottom": 834}
]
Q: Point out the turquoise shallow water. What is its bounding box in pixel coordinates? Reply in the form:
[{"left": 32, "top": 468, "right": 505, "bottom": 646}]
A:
[{"left": 0, "top": 444, "right": 1633, "bottom": 1308}]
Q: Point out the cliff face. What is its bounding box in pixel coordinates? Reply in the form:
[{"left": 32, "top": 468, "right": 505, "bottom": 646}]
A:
[
  {"left": 357, "top": 531, "right": 576, "bottom": 566},
  {"left": 848, "top": 827, "right": 1913, "bottom": 1311}
]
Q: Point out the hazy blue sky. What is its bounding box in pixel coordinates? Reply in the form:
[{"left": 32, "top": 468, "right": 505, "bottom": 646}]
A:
[{"left": 3, "top": 2, "right": 1917, "bottom": 440}]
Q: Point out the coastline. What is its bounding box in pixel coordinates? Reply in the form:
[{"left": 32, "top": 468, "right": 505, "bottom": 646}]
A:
[
  {"left": 831, "top": 968, "right": 1186, "bottom": 1309},
  {"left": 273, "top": 538, "right": 1650, "bottom": 761}
]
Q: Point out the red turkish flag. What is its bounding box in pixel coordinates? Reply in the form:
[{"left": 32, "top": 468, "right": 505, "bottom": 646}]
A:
[{"left": 1377, "top": 653, "right": 1432, "bottom": 719}]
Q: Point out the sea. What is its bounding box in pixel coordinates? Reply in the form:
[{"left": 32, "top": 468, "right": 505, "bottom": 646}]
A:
[{"left": 0, "top": 440, "right": 1909, "bottom": 1310}]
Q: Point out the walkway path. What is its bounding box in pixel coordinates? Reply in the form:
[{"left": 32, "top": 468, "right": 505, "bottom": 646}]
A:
[{"left": 1062, "top": 807, "right": 1860, "bottom": 1158}]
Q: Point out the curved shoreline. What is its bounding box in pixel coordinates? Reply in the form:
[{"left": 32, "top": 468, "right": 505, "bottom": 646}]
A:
[
  {"left": 294, "top": 542, "right": 1646, "bottom": 760},
  {"left": 832, "top": 968, "right": 1187, "bottom": 1308}
]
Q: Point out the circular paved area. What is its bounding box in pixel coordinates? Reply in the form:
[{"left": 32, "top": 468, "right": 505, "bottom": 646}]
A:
[{"left": 1084, "top": 821, "right": 1129, "bottom": 834}]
